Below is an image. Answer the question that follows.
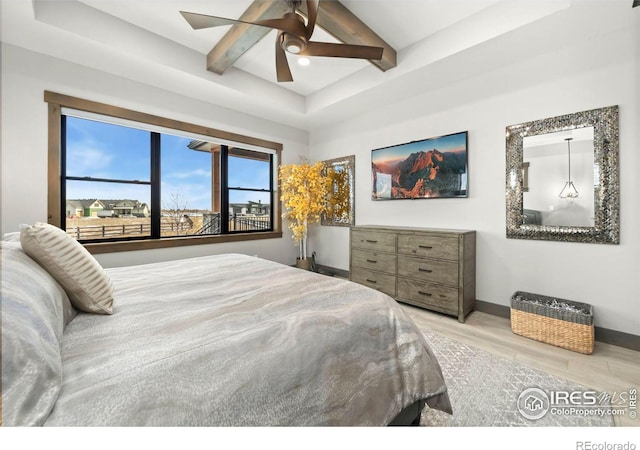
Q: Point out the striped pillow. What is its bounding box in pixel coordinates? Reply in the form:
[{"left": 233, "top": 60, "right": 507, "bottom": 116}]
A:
[{"left": 20, "top": 223, "right": 114, "bottom": 315}]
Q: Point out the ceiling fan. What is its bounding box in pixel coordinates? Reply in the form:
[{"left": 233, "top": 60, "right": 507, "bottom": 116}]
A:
[{"left": 180, "top": 0, "right": 385, "bottom": 82}]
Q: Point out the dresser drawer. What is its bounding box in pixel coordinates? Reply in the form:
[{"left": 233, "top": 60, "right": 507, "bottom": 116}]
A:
[
  {"left": 397, "top": 234, "right": 458, "bottom": 261},
  {"left": 397, "top": 255, "right": 458, "bottom": 287},
  {"left": 351, "top": 229, "right": 396, "bottom": 253},
  {"left": 351, "top": 248, "right": 396, "bottom": 275},
  {"left": 351, "top": 267, "right": 396, "bottom": 297},
  {"left": 397, "top": 278, "right": 458, "bottom": 314},
  {"left": 350, "top": 226, "right": 475, "bottom": 322}
]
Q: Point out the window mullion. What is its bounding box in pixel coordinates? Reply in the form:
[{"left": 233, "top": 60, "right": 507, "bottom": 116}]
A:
[
  {"left": 220, "top": 145, "right": 229, "bottom": 234},
  {"left": 150, "top": 132, "right": 161, "bottom": 238},
  {"left": 66, "top": 176, "right": 151, "bottom": 185},
  {"left": 60, "top": 115, "right": 68, "bottom": 229},
  {"left": 269, "top": 154, "right": 274, "bottom": 232}
]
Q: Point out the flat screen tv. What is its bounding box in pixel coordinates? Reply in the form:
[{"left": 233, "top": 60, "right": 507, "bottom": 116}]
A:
[{"left": 371, "top": 131, "right": 468, "bottom": 200}]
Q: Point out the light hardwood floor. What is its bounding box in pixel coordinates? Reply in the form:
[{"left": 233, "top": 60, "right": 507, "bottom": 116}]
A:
[{"left": 401, "top": 304, "right": 640, "bottom": 427}]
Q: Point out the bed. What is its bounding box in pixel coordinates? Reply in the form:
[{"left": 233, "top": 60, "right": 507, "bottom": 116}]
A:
[{"left": 1, "top": 224, "right": 451, "bottom": 426}]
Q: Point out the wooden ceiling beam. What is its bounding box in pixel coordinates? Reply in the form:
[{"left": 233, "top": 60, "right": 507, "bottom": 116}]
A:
[
  {"left": 206, "top": 0, "right": 397, "bottom": 76},
  {"left": 298, "top": 1, "right": 396, "bottom": 72},
  {"left": 206, "top": 1, "right": 290, "bottom": 75}
]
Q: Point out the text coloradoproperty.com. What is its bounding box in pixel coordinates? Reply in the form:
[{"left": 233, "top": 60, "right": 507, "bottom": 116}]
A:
[{"left": 552, "top": 407, "right": 627, "bottom": 416}]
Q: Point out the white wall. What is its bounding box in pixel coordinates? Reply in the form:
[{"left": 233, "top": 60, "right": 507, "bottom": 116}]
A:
[
  {"left": 0, "top": 44, "right": 308, "bottom": 267},
  {"left": 308, "top": 22, "right": 639, "bottom": 335}
]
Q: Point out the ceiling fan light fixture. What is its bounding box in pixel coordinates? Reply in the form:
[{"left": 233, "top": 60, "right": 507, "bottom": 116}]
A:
[{"left": 280, "top": 33, "right": 305, "bottom": 54}]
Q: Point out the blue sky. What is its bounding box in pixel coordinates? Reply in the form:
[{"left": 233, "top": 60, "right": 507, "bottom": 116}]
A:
[
  {"left": 372, "top": 131, "right": 467, "bottom": 164},
  {"left": 65, "top": 116, "right": 271, "bottom": 210}
]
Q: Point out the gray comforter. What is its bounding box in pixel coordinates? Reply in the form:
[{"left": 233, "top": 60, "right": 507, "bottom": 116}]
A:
[{"left": 44, "top": 254, "right": 451, "bottom": 426}]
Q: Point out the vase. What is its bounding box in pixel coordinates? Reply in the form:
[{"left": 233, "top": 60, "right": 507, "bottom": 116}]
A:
[{"left": 295, "top": 258, "right": 311, "bottom": 270}]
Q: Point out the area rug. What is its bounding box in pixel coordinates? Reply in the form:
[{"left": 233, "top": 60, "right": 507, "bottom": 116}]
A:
[{"left": 420, "top": 331, "right": 614, "bottom": 426}]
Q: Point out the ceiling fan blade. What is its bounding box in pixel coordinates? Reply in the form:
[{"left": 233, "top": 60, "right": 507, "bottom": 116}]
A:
[
  {"left": 180, "top": 11, "right": 243, "bottom": 30},
  {"left": 255, "top": 16, "right": 308, "bottom": 38},
  {"left": 180, "top": 11, "right": 305, "bottom": 37},
  {"left": 275, "top": 32, "right": 294, "bottom": 82},
  {"left": 305, "top": 0, "right": 319, "bottom": 39},
  {"left": 300, "top": 41, "right": 384, "bottom": 60}
]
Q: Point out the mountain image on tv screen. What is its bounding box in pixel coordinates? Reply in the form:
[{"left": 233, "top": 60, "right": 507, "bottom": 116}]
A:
[{"left": 371, "top": 131, "right": 468, "bottom": 200}]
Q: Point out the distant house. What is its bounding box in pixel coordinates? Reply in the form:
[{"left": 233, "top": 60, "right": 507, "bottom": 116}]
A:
[
  {"left": 101, "top": 200, "right": 144, "bottom": 217},
  {"left": 229, "top": 200, "right": 270, "bottom": 216},
  {"left": 133, "top": 202, "right": 150, "bottom": 217},
  {"left": 66, "top": 199, "right": 104, "bottom": 218},
  {"left": 67, "top": 199, "right": 149, "bottom": 218}
]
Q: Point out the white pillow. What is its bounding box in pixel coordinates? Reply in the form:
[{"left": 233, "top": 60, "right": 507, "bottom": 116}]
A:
[
  {"left": 20, "top": 222, "right": 114, "bottom": 315},
  {"left": 1, "top": 241, "right": 66, "bottom": 425}
]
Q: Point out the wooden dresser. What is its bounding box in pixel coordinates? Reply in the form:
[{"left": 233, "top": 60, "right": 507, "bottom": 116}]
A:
[{"left": 349, "top": 225, "right": 476, "bottom": 322}]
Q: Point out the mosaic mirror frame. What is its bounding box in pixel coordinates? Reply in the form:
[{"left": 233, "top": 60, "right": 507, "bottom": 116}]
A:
[
  {"left": 505, "top": 105, "right": 619, "bottom": 244},
  {"left": 321, "top": 155, "right": 355, "bottom": 227}
]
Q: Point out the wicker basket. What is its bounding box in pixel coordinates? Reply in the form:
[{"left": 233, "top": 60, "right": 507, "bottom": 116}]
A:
[{"left": 510, "top": 291, "right": 594, "bottom": 354}]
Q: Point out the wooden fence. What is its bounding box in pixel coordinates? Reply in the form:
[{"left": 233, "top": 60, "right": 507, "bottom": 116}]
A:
[{"left": 66, "top": 215, "right": 270, "bottom": 240}]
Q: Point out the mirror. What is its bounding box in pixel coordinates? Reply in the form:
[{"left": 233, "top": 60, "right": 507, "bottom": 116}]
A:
[
  {"left": 321, "top": 155, "right": 355, "bottom": 227},
  {"left": 506, "top": 106, "right": 619, "bottom": 244},
  {"left": 523, "top": 127, "right": 595, "bottom": 227}
]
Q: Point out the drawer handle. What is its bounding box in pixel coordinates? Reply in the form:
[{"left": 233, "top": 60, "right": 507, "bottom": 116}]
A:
[
  {"left": 366, "top": 239, "right": 378, "bottom": 243},
  {"left": 418, "top": 268, "right": 433, "bottom": 273},
  {"left": 419, "top": 245, "right": 433, "bottom": 250},
  {"left": 418, "top": 291, "right": 432, "bottom": 297},
  {"left": 366, "top": 278, "right": 377, "bottom": 284},
  {"left": 366, "top": 259, "right": 378, "bottom": 263}
]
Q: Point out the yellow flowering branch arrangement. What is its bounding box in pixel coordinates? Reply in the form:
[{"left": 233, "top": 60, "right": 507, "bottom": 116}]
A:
[{"left": 279, "top": 160, "right": 330, "bottom": 262}]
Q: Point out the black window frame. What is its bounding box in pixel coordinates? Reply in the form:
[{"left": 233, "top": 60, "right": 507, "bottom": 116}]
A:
[
  {"left": 224, "top": 146, "right": 275, "bottom": 235},
  {"left": 46, "top": 90, "right": 282, "bottom": 253}
]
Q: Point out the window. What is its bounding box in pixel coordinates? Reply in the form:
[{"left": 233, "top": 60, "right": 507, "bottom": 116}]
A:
[
  {"left": 226, "top": 149, "right": 273, "bottom": 232},
  {"left": 62, "top": 115, "right": 276, "bottom": 242},
  {"left": 64, "top": 117, "right": 154, "bottom": 240},
  {"left": 47, "top": 91, "right": 282, "bottom": 252}
]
